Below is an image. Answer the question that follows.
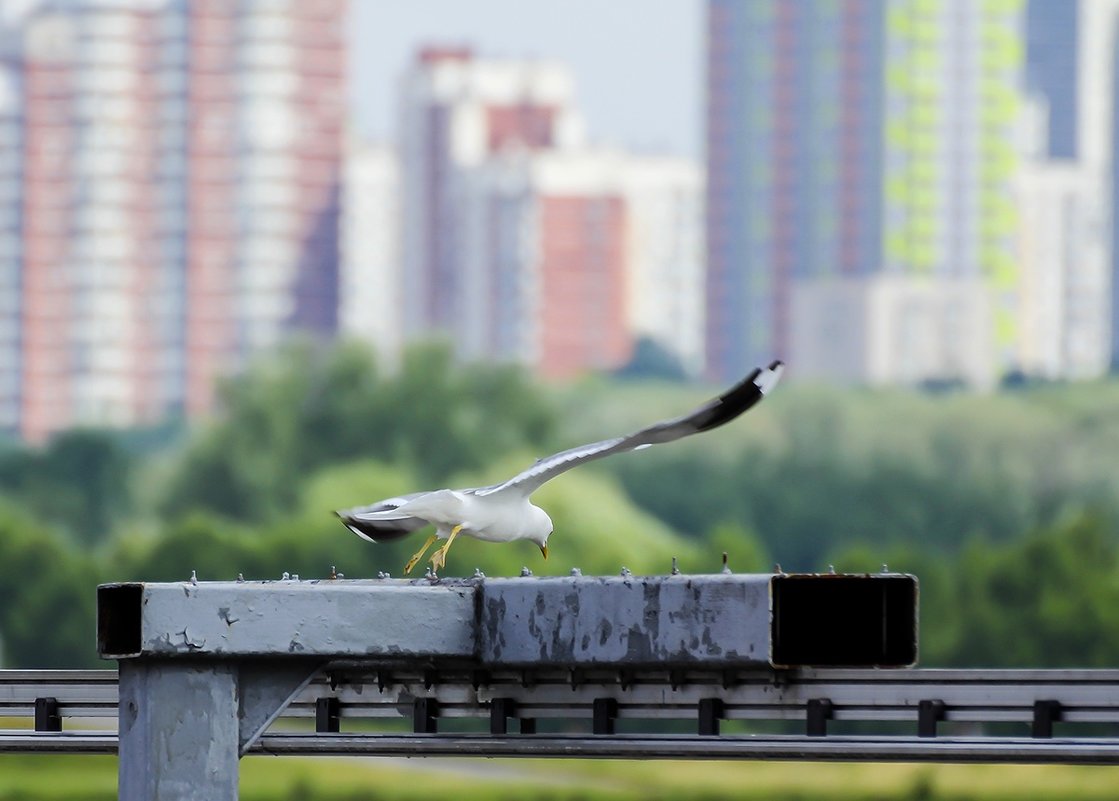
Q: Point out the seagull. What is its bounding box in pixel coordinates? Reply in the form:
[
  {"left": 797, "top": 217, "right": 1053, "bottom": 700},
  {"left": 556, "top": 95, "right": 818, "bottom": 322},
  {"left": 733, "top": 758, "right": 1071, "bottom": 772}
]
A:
[{"left": 336, "top": 360, "right": 784, "bottom": 575}]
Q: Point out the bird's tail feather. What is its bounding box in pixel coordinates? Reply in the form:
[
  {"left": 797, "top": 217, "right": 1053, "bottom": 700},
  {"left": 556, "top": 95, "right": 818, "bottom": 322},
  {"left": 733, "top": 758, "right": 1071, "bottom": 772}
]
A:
[{"left": 335, "top": 508, "right": 429, "bottom": 544}]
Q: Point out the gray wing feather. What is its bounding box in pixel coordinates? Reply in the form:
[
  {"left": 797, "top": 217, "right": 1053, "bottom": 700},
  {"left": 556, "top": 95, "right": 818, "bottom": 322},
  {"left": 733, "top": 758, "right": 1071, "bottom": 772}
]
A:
[{"left": 477, "top": 360, "right": 784, "bottom": 499}]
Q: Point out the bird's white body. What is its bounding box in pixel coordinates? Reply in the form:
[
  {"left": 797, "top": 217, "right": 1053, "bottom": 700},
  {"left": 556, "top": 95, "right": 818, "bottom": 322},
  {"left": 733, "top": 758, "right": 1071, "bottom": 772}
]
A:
[
  {"left": 337, "top": 359, "right": 784, "bottom": 574},
  {"left": 396, "top": 489, "right": 552, "bottom": 546}
]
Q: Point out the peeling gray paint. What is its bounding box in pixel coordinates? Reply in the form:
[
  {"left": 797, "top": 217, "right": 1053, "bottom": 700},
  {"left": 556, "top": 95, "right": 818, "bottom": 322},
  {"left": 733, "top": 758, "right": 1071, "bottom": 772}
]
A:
[
  {"left": 116, "top": 580, "right": 478, "bottom": 660},
  {"left": 477, "top": 575, "right": 772, "bottom": 666},
  {"left": 101, "top": 575, "right": 857, "bottom": 668}
]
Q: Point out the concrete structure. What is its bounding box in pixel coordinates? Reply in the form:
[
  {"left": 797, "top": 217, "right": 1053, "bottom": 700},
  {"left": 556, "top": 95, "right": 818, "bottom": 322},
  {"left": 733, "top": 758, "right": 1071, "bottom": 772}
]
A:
[
  {"left": 790, "top": 275, "right": 995, "bottom": 389},
  {"left": 340, "top": 137, "right": 400, "bottom": 365},
  {"left": 1, "top": 0, "right": 345, "bottom": 441},
  {"left": 706, "top": 0, "right": 1024, "bottom": 381}
]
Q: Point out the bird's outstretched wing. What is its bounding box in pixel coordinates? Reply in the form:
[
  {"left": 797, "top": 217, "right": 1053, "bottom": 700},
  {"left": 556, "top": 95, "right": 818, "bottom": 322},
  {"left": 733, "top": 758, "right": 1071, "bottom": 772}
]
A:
[
  {"left": 477, "top": 360, "right": 784, "bottom": 500},
  {"left": 335, "top": 492, "right": 433, "bottom": 543}
]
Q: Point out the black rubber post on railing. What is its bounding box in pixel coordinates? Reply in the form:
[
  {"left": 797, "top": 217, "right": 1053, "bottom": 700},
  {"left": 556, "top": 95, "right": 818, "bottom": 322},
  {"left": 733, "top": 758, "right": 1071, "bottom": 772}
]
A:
[
  {"left": 593, "top": 698, "right": 618, "bottom": 735},
  {"left": 698, "top": 698, "right": 724, "bottom": 736},
  {"left": 1032, "top": 700, "right": 1062, "bottom": 739},
  {"left": 34, "top": 697, "right": 61, "bottom": 733},
  {"left": 918, "top": 700, "right": 945, "bottom": 738},
  {"left": 315, "top": 697, "right": 340, "bottom": 733},
  {"left": 413, "top": 698, "right": 438, "bottom": 734},
  {"left": 490, "top": 697, "right": 515, "bottom": 735},
  {"left": 806, "top": 698, "right": 832, "bottom": 737}
]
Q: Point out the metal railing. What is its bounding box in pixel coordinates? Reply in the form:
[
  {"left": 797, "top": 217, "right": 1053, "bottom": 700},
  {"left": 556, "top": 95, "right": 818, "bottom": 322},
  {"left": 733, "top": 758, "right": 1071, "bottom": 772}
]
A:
[{"left": 5, "top": 667, "right": 1119, "bottom": 763}]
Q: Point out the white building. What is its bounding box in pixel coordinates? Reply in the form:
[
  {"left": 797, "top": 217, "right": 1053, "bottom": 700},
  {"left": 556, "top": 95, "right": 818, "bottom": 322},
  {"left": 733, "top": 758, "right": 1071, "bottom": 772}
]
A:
[
  {"left": 790, "top": 275, "right": 995, "bottom": 389},
  {"left": 340, "top": 137, "right": 401, "bottom": 366},
  {"left": 1013, "top": 0, "right": 1119, "bottom": 381},
  {"left": 622, "top": 155, "right": 705, "bottom": 375},
  {"left": 1016, "top": 159, "right": 1111, "bottom": 379}
]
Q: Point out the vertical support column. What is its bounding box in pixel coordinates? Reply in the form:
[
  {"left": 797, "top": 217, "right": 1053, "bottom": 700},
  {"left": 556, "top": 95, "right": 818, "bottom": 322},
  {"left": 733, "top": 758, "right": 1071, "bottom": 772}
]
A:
[{"left": 119, "top": 660, "right": 240, "bottom": 801}]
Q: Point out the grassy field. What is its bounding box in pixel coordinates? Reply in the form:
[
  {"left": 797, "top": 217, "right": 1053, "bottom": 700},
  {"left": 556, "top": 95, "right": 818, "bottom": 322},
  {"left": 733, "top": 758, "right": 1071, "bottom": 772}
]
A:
[{"left": 2, "top": 755, "right": 1119, "bottom": 800}]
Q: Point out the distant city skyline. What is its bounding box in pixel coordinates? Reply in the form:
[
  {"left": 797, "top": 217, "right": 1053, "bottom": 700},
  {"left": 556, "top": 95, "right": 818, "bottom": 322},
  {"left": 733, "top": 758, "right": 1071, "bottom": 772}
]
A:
[
  {"left": 349, "top": 0, "right": 701, "bottom": 158},
  {"left": 3, "top": 0, "right": 1119, "bottom": 442}
]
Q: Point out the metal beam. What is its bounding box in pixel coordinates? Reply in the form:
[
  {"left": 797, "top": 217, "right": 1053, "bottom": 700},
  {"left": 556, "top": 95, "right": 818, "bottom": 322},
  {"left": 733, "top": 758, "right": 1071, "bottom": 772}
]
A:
[
  {"left": 98, "top": 580, "right": 476, "bottom": 660},
  {"left": 0, "top": 732, "right": 117, "bottom": 753},
  {"left": 8, "top": 732, "right": 1119, "bottom": 765},
  {"left": 478, "top": 575, "right": 773, "bottom": 665},
  {"left": 251, "top": 733, "right": 1119, "bottom": 765},
  {"left": 98, "top": 573, "right": 918, "bottom": 669}
]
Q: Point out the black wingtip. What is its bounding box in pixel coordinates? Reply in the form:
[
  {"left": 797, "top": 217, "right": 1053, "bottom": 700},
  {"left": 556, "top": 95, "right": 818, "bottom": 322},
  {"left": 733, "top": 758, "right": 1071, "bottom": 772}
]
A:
[
  {"left": 337, "top": 514, "right": 380, "bottom": 544},
  {"left": 694, "top": 360, "right": 783, "bottom": 433}
]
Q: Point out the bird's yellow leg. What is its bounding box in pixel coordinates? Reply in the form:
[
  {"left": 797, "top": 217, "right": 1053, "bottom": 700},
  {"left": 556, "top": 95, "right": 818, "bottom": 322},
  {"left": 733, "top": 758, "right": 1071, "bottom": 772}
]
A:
[
  {"left": 404, "top": 534, "right": 438, "bottom": 574},
  {"left": 429, "top": 524, "right": 463, "bottom": 573}
]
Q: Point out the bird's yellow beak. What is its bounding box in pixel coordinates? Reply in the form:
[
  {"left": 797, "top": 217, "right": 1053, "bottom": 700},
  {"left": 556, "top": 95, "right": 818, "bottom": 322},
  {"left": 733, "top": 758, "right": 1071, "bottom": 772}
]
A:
[{"left": 540, "top": 543, "right": 549, "bottom": 560}]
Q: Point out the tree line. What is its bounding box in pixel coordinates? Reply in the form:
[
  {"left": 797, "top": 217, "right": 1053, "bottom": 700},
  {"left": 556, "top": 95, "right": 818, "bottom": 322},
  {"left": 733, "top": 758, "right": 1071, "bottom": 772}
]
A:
[{"left": 1, "top": 340, "right": 1118, "bottom": 668}]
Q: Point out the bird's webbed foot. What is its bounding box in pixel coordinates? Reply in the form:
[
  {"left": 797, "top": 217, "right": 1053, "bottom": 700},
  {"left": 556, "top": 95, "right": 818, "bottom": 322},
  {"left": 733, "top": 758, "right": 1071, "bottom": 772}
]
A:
[
  {"left": 404, "top": 534, "right": 438, "bottom": 575},
  {"left": 428, "top": 524, "right": 463, "bottom": 575}
]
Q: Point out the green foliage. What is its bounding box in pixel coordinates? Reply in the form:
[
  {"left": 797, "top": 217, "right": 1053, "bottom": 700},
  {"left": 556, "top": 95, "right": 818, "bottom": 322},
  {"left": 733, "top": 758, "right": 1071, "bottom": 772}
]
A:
[
  {"left": 610, "top": 382, "right": 1119, "bottom": 570},
  {"left": 612, "top": 336, "right": 689, "bottom": 382},
  {"left": 159, "top": 340, "right": 555, "bottom": 523},
  {"left": 0, "top": 503, "right": 98, "bottom": 667},
  {"left": 830, "top": 514, "right": 1119, "bottom": 667},
  {"left": 706, "top": 521, "right": 771, "bottom": 573},
  {"left": 5, "top": 340, "right": 1119, "bottom": 672},
  {"left": 5, "top": 754, "right": 1119, "bottom": 801},
  {"left": 0, "top": 428, "right": 132, "bottom": 546}
]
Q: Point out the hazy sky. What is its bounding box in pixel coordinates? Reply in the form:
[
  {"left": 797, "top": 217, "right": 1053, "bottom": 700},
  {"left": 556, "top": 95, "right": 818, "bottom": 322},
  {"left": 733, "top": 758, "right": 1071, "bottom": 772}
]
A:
[{"left": 349, "top": 0, "right": 703, "bottom": 159}]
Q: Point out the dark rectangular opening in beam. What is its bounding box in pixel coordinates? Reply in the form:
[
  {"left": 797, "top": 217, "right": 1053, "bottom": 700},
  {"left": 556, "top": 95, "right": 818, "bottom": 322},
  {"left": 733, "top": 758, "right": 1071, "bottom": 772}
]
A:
[
  {"left": 97, "top": 583, "right": 143, "bottom": 659},
  {"left": 771, "top": 574, "right": 918, "bottom": 667}
]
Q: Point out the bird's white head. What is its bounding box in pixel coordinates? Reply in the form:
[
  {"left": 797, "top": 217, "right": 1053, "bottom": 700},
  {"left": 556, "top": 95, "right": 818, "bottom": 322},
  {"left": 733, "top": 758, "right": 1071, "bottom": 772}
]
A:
[{"left": 526, "top": 505, "right": 553, "bottom": 560}]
